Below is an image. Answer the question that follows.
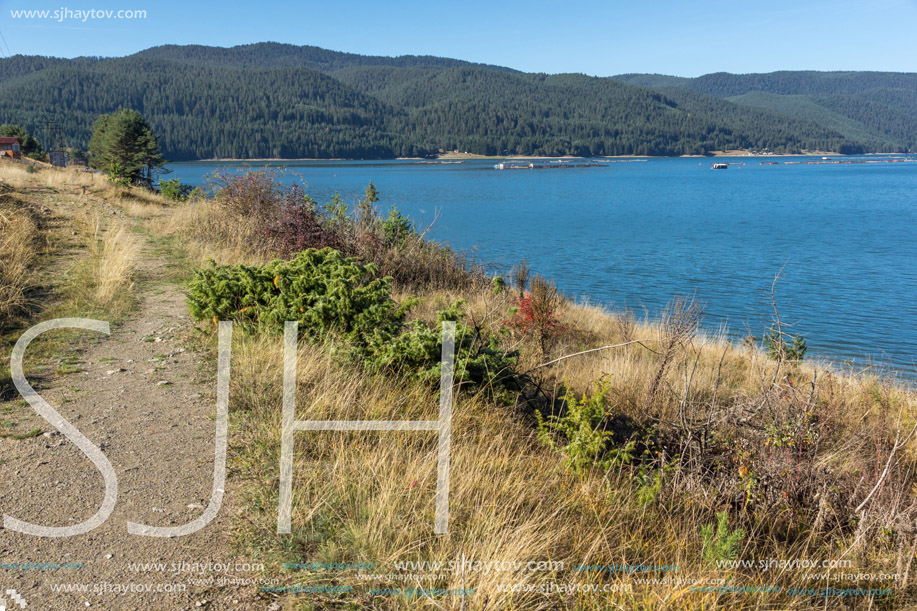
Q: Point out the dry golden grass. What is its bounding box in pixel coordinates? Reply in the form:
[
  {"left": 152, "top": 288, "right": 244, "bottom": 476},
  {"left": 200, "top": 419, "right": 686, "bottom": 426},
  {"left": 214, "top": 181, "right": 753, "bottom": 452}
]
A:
[
  {"left": 155, "top": 196, "right": 274, "bottom": 267},
  {"left": 0, "top": 193, "right": 42, "bottom": 328},
  {"left": 63, "top": 210, "right": 142, "bottom": 316},
  {"left": 0, "top": 160, "right": 169, "bottom": 206},
  {"left": 0, "top": 161, "right": 40, "bottom": 189},
  {"left": 226, "top": 324, "right": 911, "bottom": 610},
  {"left": 229, "top": 335, "right": 650, "bottom": 609},
  {"left": 41, "top": 165, "right": 106, "bottom": 190},
  {"left": 216, "top": 283, "right": 915, "bottom": 610}
]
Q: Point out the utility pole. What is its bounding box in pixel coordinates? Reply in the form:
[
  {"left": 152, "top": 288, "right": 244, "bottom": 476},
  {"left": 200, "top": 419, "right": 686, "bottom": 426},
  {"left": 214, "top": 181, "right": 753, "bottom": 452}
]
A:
[{"left": 45, "top": 120, "right": 66, "bottom": 167}]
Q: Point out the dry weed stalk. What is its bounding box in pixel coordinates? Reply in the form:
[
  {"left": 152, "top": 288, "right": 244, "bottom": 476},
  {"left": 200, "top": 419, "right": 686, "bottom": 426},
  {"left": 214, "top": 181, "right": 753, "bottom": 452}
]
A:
[
  {"left": 513, "top": 259, "right": 529, "bottom": 298},
  {"left": 645, "top": 294, "right": 704, "bottom": 408},
  {"left": 527, "top": 274, "right": 560, "bottom": 359}
]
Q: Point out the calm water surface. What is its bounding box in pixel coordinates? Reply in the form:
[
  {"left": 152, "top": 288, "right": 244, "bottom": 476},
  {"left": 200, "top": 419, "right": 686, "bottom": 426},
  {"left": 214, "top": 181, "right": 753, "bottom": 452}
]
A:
[{"left": 167, "top": 157, "right": 917, "bottom": 376}]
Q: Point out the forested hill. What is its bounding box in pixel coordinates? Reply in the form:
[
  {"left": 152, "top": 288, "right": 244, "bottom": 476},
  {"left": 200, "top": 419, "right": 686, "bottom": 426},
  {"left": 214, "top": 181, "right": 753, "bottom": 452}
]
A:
[
  {"left": 613, "top": 71, "right": 917, "bottom": 152},
  {"left": 0, "top": 43, "right": 913, "bottom": 159}
]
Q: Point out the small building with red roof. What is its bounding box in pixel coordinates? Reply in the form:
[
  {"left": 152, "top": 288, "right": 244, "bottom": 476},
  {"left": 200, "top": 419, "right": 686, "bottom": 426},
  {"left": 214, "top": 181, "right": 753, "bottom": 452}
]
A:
[{"left": 0, "top": 137, "right": 22, "bottom": 159}]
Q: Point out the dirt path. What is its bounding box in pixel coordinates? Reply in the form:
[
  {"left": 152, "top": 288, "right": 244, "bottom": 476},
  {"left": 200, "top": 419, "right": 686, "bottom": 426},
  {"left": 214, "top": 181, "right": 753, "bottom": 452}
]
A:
[{"left": 1, "top": 201, "right": 267, "bottom": 609}]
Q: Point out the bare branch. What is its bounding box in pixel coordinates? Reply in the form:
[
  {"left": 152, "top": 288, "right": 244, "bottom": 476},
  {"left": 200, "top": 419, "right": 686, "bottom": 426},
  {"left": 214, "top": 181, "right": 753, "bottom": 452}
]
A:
[
  {"left": 855, "top": 419, "right": 917, "bottom": 514},
  {"left": 525, "top": 338, "right": 662, "bottom": 373}
]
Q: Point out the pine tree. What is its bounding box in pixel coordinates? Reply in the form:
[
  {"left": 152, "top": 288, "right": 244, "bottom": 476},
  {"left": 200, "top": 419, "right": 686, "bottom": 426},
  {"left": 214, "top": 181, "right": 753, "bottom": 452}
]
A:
[{"left": 89, "top": 109, "right": 164, "bottom": 184}]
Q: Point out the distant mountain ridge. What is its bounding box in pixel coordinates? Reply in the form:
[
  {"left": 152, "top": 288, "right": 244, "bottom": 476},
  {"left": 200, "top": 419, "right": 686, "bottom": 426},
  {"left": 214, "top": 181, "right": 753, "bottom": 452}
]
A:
[
  {"left": 134, "top": 42, "right": 521, "bottom": 73},
  {"left": 612, "top": 71, "right": 917, "bottom": 151},
  {"left": 0, "top": 43, "right": 913, "bottom": 159},
  {"left": 614, "top": 70, "right": 917, "bottom": 95}
]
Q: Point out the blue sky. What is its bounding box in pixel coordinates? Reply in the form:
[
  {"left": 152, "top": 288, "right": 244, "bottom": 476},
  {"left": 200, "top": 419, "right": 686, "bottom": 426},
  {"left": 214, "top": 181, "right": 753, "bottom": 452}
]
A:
[{"left": 1, "top": 0, "right": 915, "bottom": 76}]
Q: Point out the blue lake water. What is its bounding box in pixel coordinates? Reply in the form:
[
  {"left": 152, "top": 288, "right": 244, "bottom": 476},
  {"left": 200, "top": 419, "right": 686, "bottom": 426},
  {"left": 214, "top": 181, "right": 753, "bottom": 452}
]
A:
[{"left": 167, "top": 157, "right": 917, "bottom": 376}]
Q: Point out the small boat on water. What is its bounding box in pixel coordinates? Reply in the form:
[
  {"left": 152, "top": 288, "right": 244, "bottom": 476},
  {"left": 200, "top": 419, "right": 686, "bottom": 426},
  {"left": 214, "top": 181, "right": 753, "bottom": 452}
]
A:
[{"left": 711, "top": 163, "right": 728, "bottom": 170}]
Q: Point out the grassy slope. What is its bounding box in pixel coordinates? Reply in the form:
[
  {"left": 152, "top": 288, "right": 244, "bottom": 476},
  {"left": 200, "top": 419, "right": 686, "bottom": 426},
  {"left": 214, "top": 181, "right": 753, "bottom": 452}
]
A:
[
  {"left": 3, "top": 163, "right": 916, "bottom": 609},
  {"left": 163, "top": 170, "right": 917, "bottom": 609}
]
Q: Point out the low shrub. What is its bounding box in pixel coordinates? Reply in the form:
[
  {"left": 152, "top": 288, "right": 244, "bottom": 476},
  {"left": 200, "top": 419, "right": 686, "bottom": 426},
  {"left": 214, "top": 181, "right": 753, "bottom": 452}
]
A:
[
  {"left": 211, "top": 167, "right": 287, "bottom": 223},
  {"left": 187, "top": 169, "right": 486, "bottom": 292},
  {"left": 381, "top": 205, "right": 412, "bottom": 246},
  {"left": 763, "top": 324, "right": 807, "bottom": 361},
  {"left": 107, "top": 162, "right": 131, "bottom": 187},
  {"left": 368, "top": 302, "right": 523, "bottom": 398},
  {"left": 187, "top": 248, "right": 407, "bottom": 348},
  {"left": 505, "top": 274, "right": 564, "bottom": 356},
  {"left": 537, "top": 379, "right": 618, "bottom": 474},
  {"left": 264, "top": 189, "right": 343, "bottom": 257},
  {"left": 157, "top": 177, "right": 195, "bottom": 201},
  {"left": 536, "top": 378, "right": 654, "bottom": 474},
  {"left": 701, "top": 511, "right": 745, "bottom": 566},
  {"left": 190, "top": 168, "right": 343, "bottom": 257},
  {"left": 187, "top": 247, "right": 522, "bottom": 396}
]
